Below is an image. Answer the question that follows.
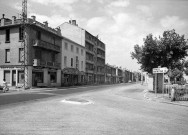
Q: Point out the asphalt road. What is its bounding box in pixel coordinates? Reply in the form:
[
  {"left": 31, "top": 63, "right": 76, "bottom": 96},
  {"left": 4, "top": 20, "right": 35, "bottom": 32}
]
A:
[
  {"left": 0, "top": 83, "right": 132, "bottom": 106},
  {"left": 0, "top": 83, "right": 188, "bottom": 135}
]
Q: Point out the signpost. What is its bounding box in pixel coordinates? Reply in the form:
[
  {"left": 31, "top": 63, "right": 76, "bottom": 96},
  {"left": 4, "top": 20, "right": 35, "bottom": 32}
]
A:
[{"left": 153, "top": 67, "right": 168, "bottom": 96}]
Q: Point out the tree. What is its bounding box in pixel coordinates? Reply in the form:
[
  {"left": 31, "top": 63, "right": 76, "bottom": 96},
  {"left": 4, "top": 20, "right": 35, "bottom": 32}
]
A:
[{"left": 131, "top": 29, "right": 188, "bottom": 77}]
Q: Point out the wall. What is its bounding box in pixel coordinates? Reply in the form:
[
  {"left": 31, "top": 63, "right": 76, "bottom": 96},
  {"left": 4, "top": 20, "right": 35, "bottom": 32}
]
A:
[
  {"left": 59, "top": 23, "right": 85, "bottom": 47},
  {"left": 61, "top": 38, "right": 85, "bottom": 72}
]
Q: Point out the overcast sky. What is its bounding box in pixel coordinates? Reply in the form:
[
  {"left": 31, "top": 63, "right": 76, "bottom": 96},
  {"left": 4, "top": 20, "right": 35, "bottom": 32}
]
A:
[{"left": 0, "top": 0, "right": 188, "bottom": 72}]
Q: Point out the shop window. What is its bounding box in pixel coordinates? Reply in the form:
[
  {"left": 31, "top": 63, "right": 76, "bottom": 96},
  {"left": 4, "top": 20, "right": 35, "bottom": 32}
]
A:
[
  {"left": 4, "top": 70, "right": 10, "bottom": 83},
  {"left": 5, "top": 29, "right": 10, "bottom": 43},
  {"left": 34, "top": 72, "right": 43, "bottom": 83},
  {"left": 50, "top": 72, "right": 57, "bottom": 83},
  {"left": 5, "top": 49, "right": 10, "bottom": 63},
  {"left": 18, "top": 71, "right": 24, "bottom": 83}
]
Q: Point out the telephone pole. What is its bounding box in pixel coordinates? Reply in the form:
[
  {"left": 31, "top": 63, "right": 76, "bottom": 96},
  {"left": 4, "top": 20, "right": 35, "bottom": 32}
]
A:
[{"left": 21, "top": 0, "right": 29, "bottom": 89}]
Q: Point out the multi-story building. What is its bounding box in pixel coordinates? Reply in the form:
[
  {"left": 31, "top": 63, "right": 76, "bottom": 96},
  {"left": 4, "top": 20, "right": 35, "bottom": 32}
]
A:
[
  {"left": 59, "top": 20, "right": 106, "bottom": 84},
  {"left": 117, "top": 67, "right": 124, "bottom": 83},
  {"left": 105, "top": 64, "right": 117, "bottom": 84},
  {"left": 61, "top": 37, "right": 85, "bottom": 86},
  {"left": 0, "top": 14, "right": 62, "bottom": 88}
]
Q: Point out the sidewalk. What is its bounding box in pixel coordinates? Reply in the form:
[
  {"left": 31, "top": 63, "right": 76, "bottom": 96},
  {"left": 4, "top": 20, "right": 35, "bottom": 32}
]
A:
[{"left": 144, "top": 90, "right": 188, "bottom": 107}]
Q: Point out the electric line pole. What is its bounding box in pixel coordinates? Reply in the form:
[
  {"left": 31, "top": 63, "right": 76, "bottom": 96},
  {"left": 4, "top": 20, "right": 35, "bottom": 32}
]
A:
[{"left": 21, "top": 0, "right": 28, "bottom": 89}]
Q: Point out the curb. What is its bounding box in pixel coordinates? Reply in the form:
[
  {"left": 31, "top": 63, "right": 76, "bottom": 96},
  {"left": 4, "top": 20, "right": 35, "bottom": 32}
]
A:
[{"left": 143, "top": 89, "right": 188, "bottom": 107}]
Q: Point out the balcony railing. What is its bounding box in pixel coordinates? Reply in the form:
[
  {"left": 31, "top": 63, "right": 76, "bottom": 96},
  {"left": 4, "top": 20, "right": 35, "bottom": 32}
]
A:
[
  {"left": 33, "top": 40, "right": 61, "bottom": 53},
  {"left": 33, "top": 59, "right": 61, "bottom": 69}
]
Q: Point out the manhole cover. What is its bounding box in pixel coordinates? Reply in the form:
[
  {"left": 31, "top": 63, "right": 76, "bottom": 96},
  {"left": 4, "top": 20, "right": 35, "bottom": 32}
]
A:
[{"left": 61, "top": 98, "right": 93, "bottom": 105}]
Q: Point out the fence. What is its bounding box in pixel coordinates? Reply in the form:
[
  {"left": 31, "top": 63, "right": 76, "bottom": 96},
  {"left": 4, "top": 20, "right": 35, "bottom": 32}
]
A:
[{"left": 164, "top": 84, "right": 188, "bottom": 101}]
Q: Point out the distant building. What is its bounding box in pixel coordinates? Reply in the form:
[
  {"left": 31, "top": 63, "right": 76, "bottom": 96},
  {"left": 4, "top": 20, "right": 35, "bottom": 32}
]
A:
[
  {"left": 59, "top": 20, "right": 106, "bottom": 84},
  {"left": 61, "top": 37, "right": 85, "bottom": 86},
  {"left": 105, "top": 64, "right": 117, "bottom": 84},
  {"left": 0, "top": 14, "right": 62, "bottom": 88}
]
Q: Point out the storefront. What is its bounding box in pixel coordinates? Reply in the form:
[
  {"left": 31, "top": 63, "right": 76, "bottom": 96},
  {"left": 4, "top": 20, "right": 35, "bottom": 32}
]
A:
[{"left": 62, "top": 68, "right": 85, "bottom": 86}]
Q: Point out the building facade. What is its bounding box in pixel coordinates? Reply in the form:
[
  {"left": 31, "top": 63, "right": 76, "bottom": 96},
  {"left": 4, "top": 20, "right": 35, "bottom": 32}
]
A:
[
  {"left": 0, "top": 15, "right": 62, "bottom": 88},
  {"left": 59, "top": 20, "right": 106, "bottom": 84},
  {"left": 61, "top": 37, "right": 85, "bottom": 86}
]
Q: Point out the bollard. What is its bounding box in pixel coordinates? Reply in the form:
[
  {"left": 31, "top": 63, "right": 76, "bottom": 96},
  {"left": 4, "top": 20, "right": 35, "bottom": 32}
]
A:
[{"left": 171, "top": 87, "right": 175, "bottom": 101}]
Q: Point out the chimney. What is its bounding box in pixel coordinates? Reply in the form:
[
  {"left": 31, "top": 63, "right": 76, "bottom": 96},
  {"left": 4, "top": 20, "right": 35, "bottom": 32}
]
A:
[
  {"left": 43, "top": 21, "right": 48, "bottom": 27},
  {"left": 1, "top": 14, "right": 5, "bottom": 26},
  {"left": 71, "top": 20, "right": 77, "bottom": 26},
  {"left": 12, "top": 16, "right": 16, "bottom": 24},
  {"left": 55, "top": 27, "right": 61, "bottom": 35},
  {"left": 31, "top": 15, "right": 36, "bottom": 21}
]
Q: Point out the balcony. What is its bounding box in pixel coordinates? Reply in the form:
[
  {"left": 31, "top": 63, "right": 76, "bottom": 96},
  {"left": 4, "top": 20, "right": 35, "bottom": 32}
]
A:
[
  {"left": 86, "top": 59, "right": 94, "bottom": 64},
  {"left": 97, "top": 54, "right": 105, "bottom": 59},
  {"left": 33, "top": 59, "right": 61, "bottom": 69},
  {"left": 33, "top": 40, "right": 60, "bottom": 53}
]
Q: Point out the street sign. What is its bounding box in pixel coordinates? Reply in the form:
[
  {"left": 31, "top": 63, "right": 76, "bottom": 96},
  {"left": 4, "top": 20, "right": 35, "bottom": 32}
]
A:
[{"left": 153, "top": 67, "right": 168, "bottom": 74}]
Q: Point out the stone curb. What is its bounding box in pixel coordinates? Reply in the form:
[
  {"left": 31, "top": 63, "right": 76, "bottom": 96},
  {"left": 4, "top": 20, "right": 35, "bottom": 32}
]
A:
[{"left": 143, "top": 89, "right": 188, "bottom": 107}]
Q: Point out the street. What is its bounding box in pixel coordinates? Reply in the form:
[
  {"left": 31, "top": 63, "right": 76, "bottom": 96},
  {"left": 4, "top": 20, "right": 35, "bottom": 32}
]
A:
[{"left": 0, "top": 83, "right": 188, "bottom": 135}]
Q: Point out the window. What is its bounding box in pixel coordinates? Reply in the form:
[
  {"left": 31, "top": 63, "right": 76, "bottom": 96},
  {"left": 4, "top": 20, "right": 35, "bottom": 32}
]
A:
[
  {"left": 76, "top": 47, "right": 79, "bottom": 54},
  {"left": 19, "top": 27, "right": 23, "bottom": 41},
  {"left": 76, "top": 56, "right": 79, "bottom": 69},
  {"left": 37, "top": 31, "right": 41, "bottom": 40},
  {"left": 81, "top": 61, "right": 83, "bottom": 70},
  {"left": 19, "top": 48, "right": 24, "bottom": 62},
  {"left": 5, "top": 49, "right": 10, "bottom": 63},
  {"left": 5, "top": 29, "right": 10, "bottom": 42},
  {"left": 18, "top": 71, "right": 24, "bottom": 83},
  {"left": 81, "top": 49, "right": 83, "bottom": 56},
  {"left": 64, "top": 42, "right": 68, "bottom": 50},
  {"left": 71, "top": 45, "right": 74, "bottom": 52},
  {"left": 71, "top": 58, "right": 73, "bottom": 67},
  {"left": 64, "top": 56, "right": 67, "bottom": 67},
  {"left": 4, "top": 70, "right": 10, "bottom": 83}
]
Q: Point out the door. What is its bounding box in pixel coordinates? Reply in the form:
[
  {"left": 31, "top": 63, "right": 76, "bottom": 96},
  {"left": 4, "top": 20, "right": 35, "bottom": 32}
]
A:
[{"left": 12, "top": 70, "right": 16, "bottom": 86}]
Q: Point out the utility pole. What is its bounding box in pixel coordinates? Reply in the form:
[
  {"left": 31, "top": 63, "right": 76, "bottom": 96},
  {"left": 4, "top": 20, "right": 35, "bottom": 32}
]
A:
[{"left": 21, "top": 0, "right": 28, "bottom": 89}]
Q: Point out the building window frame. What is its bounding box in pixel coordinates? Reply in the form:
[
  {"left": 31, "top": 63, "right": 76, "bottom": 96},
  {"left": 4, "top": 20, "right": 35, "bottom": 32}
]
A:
[
  {"left": 19, "top": 48, "right": 24, "bottom": 62},
  {"left": 19, "top": 27, "right": 24, "bottom": 41},
  {"left": 76, "top": 47, "right": 79, "bottom": 54},
  {"left": 5, "top": 49, "right": 10, "bottom": 63},
  {"left": 71, "top": 45, "right": 74, "bottom": 52},
  {"left": 64, "top": 42, "right": 68, "bottom": 50},
  {"left": 64, "top": 56, "right": 67, "bottom": 67},
  {"left": 5, "top": 29, "right": 10, "bottom": 43},
  {"left": 71, "top": 58, "right": 73, "bottom": 67}
]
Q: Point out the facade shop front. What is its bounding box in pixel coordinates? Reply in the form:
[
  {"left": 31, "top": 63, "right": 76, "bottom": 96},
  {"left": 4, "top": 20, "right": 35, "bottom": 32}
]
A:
[
  {"left": 62, "top": 68, "right": 85, "bottom": 86},
  {"left": 32, "top": 68, "right": 61, "bottom": 87},
  {"left": 85, "top": 73, "right": 94, "bottom": 85},
  {"left": 0, "top": 66, "right": 25, "bottom": 87}
]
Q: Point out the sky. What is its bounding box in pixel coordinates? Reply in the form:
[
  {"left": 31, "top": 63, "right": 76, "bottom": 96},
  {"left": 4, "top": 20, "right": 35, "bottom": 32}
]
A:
[{"left": 0, "top": 0, "right": 188, "bottom": 72}]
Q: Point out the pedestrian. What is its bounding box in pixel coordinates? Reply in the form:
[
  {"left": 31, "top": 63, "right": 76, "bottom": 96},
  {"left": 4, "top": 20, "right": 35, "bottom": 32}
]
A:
[{"left": 2, "top": 79, "right": 9, "bottom": 93}]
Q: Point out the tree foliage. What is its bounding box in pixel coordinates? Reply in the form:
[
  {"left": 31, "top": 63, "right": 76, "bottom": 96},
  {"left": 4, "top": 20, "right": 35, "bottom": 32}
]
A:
[{"left": 131, "top": 29, "right": 188, "bottom": 75}]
